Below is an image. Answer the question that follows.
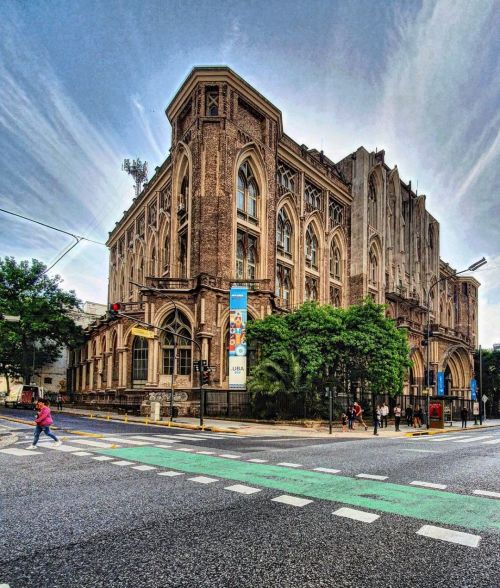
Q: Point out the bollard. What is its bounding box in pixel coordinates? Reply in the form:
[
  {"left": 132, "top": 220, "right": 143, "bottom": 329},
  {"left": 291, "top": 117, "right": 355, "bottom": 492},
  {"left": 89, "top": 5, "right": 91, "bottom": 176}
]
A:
[
  {"left": 90, "top": 413, "right": 93, "bottom": 419},
  {"left": 106, "top": 415, "right": 110, "bottom": 421},
  {"left": 124, "top": 414, "right": 128, "bottom": 423},
  {"left": 145, "top": 418, "right": 149, "bottom": 425}
]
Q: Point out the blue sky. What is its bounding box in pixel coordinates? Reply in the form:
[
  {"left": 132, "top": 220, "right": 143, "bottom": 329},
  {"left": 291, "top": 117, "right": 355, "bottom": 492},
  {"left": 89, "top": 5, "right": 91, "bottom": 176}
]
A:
[{"left": 0, "top": 0, "right": 499, "bottom": 346}]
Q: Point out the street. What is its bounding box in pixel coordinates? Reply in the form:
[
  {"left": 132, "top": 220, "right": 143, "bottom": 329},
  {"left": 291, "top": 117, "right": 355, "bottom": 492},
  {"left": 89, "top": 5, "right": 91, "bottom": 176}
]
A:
[{"left": 1, "top": 409, "right": 499, "bottom": 588}]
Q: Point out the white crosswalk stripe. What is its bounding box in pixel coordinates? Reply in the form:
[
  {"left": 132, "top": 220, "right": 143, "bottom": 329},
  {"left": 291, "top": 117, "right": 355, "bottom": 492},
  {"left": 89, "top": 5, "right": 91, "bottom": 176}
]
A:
[
  {"left": 417, "top": 525, "right": 481, "bottom": 547},
  {"left": 454, "top": 436, "right": 494, "bottom": 443},
  {"left": 70, "top": 439, "right": 119, "bottom": 449},
  {"left": 482, "top": 439, "right": 500, "bottom": 445},
  {"left": 333, "top": 507, "right": 379, "bottom": 523}
]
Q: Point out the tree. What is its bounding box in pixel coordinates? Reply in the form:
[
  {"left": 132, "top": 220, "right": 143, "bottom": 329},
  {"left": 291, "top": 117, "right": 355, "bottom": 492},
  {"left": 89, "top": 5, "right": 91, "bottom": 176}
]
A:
[
  {"left": 247, "top": 299, "right": 411, "bottom": 420},
  {"left": 0, "top": 257, "right": 84, "bottom": 385}
]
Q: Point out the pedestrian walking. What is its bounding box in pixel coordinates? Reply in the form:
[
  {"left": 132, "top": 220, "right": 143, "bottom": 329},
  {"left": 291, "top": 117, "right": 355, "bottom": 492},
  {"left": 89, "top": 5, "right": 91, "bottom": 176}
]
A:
[
  {"left": 406, "top": 404, "right": 413, "bottom": 427},
  {"left": 341, "top": 412, "right": 347, "bottom": 433},
  {"left": 394, "top": 404, "right": 402, "bottom": 432},
  {"left": 381, "top": 402, "right": 389, "bottom": 428},
  {"left": 27, "top": 399, "right": 61, "bottom": 449},
  {"left": 56, "top": 393, "right": 63, "bottom": 412},
  {"left": 373, "top": 404, "right": 382, "bottom": 436},
  {"left": 347, "top": 405, "right": 355, "bottom": 430},
  {"left": 353, "top": 401, "right": 368, "bottom": 431},
  {"left": 461, "top": 406, "right": 468, "bottom": 429}
]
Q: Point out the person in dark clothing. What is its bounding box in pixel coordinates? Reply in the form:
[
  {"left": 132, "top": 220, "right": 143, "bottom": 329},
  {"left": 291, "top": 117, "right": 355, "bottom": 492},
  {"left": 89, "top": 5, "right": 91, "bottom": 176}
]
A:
[
  {"left": 347, "top": 405, "right": 355, "bottom": 431},
  {"left": 405, "top": 405, "right": 413, "bottom": 427},
  {"left": 461, "top": 406, "right": 468, "bottom": 429}
]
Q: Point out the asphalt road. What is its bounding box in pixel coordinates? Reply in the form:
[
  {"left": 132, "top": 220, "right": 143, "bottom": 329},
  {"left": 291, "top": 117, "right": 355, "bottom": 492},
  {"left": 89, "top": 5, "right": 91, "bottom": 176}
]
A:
[{"left": 0, "top": 409, "right": 499, "bottom": 588}]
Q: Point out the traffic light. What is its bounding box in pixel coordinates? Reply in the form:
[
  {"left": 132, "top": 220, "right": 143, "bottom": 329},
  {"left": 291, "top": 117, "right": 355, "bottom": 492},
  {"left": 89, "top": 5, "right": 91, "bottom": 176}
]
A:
[
  {"left": 108, "top": 302, "right": 122, "bottom": 321},
  {"left": 202, "top": 367, "right": 210, "bottom": 385}
]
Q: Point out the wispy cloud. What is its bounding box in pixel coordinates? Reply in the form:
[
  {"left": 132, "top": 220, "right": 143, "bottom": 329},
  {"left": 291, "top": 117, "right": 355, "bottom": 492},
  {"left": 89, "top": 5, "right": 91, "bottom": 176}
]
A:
[{"left": 131, "top": 94, "right": 165, "bottom": 161}]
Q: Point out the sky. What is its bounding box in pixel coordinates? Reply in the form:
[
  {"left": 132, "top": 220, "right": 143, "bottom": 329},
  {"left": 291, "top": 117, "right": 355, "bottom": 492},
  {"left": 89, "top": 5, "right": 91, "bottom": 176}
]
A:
[{"left": 0, "top": 0, "right": 499, "bottom": 346}]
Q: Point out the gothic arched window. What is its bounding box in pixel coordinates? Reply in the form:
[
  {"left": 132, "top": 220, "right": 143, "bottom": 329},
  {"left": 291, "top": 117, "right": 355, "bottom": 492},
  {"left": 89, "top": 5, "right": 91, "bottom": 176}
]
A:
[
  {"left": 277, "top": 208, "right": 293, "bottom": 257},
  {"left": 369, "top": 248, "right": 378, "bottom": 286},
  {"left": 236, "top": 230, "right": 258, "bottom": 280},
  {"left": 305, "top": 226, "right": 318, "bottom": 269},
  {"left": 237, "top": 161, "right": 259, "bottom": 222},
  {"left": 161, "top": 311, "right": 192, "bottom": 376},
  {"left": 368, "top": 176, "right": 377, "bottom": 227},
  {"left": 330, "top": 242, "right": 342, "bottom": 280}
]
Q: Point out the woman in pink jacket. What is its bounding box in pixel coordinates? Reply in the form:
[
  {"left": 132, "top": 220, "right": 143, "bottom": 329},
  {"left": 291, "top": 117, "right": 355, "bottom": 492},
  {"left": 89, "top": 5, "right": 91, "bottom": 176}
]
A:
[{"left": 28, "top": 399, "right": 61, "bottom": 449}]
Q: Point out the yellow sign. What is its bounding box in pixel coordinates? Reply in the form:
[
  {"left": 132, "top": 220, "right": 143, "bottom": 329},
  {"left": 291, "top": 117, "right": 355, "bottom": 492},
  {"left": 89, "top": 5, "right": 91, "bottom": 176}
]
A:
[{"left": 131, "top": 326, "right": 155, "bottom": 339}]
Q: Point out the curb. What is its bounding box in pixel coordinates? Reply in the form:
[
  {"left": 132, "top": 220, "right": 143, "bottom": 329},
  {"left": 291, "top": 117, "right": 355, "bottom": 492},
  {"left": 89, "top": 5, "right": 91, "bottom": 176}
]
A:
[
  {"left": 56, "top": 410, "right": 240, "bottom": 435},
  {"left": 405, "top": 423, "right": 499, "bottom": 437},
  {"left": 0, "top": 415, "right": 58, "bottom": 429}
]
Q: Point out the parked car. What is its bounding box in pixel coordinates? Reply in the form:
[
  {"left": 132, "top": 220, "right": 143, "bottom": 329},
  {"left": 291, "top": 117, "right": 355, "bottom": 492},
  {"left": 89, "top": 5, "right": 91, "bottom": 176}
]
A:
[{"left": 4, "top": 384, "right": 46, "bottom": 408}]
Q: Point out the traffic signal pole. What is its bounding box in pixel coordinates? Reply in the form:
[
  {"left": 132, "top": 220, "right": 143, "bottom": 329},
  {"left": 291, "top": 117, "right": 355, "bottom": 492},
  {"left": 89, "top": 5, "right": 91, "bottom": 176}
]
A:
[{"left": 110, "top": 309, "right": 206, "bottom": 427}]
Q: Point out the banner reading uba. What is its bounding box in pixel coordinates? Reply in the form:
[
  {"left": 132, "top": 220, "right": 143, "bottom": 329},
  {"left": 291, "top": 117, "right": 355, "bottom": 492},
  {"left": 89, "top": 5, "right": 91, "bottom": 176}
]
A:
[{"left": 229, "top": 286, "right": 248, "bottom": 390}]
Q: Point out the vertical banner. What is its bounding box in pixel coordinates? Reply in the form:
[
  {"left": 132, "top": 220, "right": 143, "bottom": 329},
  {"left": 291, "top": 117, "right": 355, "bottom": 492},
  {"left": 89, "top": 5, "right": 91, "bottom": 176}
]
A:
[
  {"left": 470, "top": 378, "right": 477, "bottom": 401},
  {"left": 437, "top": 371, "right": 445, "bottom": 397},
  {"left": 229, "top": 286, "right": 248, "bottom": 390}
]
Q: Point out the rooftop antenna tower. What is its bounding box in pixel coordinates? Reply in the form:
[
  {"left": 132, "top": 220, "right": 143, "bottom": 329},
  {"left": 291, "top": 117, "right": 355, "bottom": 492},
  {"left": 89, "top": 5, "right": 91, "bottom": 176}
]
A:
[{"left": 122, "top": 158, "right": 148, "bottom": 197}]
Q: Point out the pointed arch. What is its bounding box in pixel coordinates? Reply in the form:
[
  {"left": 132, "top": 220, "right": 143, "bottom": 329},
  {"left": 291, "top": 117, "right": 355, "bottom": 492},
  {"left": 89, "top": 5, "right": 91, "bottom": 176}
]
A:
[{"left": 304, "top": 218, "right": 321, "bottom": 271}]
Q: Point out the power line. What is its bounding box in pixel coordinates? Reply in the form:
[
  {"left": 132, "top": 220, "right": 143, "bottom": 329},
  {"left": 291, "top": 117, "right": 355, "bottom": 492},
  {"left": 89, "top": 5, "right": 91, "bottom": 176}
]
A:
[{"left": 0, "top": 207, "right": 106, "bottom": 246}]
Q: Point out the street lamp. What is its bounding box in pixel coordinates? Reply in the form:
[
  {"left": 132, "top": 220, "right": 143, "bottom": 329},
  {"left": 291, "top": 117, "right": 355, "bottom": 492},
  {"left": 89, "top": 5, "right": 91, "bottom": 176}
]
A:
[{"left": 424, "top": 257, "right": 486, "bottom": 428}]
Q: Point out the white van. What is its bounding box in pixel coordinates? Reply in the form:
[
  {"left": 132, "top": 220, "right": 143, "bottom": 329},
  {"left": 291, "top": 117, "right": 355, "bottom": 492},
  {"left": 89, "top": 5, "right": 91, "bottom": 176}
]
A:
[{"left": 4, "top": 384, "right": 45, "bottom": 408}]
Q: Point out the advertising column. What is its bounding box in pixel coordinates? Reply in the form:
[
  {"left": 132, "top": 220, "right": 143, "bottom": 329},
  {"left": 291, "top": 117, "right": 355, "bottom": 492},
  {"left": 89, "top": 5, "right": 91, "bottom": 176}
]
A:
[{"left": 229, "top": 286, "right": 248, "bottom": 390}]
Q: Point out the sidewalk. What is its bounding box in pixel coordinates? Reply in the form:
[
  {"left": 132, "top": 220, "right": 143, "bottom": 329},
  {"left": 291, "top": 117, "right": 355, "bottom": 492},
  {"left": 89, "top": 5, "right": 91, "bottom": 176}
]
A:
[{"left": 5, "top": 406, "right": 496, "bottom": 439}]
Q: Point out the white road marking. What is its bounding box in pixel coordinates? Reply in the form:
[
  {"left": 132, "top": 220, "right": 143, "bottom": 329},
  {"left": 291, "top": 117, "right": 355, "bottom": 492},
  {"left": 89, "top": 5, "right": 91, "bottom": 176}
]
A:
[
  {"left": 272, "top": 495, "right": 313, "bottom": 507},
  {"left": 153, "top": 445, "right": 173, "bottom": 449},
  {"left": 132, "top": 436, "right": 180, "bottom": 444},
  {"left": 313, "top": 467, "right": 341, "bottom": 474},
  {"left": 188, "top": 476, "right": 219, "bottom": 484},
  {"left": 219, "top": 454, "right": 241, "bottom": 459},
  {"left": 102, "top": 437, "right": 152, "bottom": 445},
  {"left": 430, "top": 436, "right": 469, "bottom": 442},
  {"left": 410, "top": 481, "right": 447, "bottom": 490},
  {"left": 473, "top": 489, "right": 500, "bottom": 499},
  {"left": 417, "top": 525, "right": 481, "bottom": 547},
  {"left": 333, "top": 507, "right": 380, "bottom": 523},
  {"left": 131, "top": 465, "right": 156, "bottom": 471},
  {"left": 72, "top": 451, "right": 93, "bottom": 456},
  {"left": 356, "top": 473, "right": 388, "bottom": 481},
  {"left": 158, "top": 471, "right": 184, "bottom": 477},
  {"left": 225, "top": 484, "right": 262, "bottom": 495},
  {"left": 171, "top": 434, "right": 204, "bottom": 441},
  {"left": 482, "top": 439, "right": 500, "bottom": 445},
  {"left": 92, "top": 455, "right": 114, "bottom": 461},
  {"left": 70, "top": 439, "right": 118, "bottom": 449},
  {"left": 111, "top": 460, "right": 135, "bottom": 466},
  {"left": 38, "top": 444, "right": 82, "bottom": 452},
  {"left": 277, "top": 462, "right": 302, "bottom": 468},
  {"left": 0, "top": 447, "right": 39, "bottom": 456},
  {"left": 197, "top": 450, "right": 215, "bottom": 455},
  {"left": 454, "top": 436, "right": 494, "bottom": 444},
  {"left": 400, "top": 449, "right": 440, "bottom": 453},
  {"left": 176, "top": 447, "right": 195, "bottom": 452},
  {"left": 247, "top": 458, "right": 268, "bottom": 463}
]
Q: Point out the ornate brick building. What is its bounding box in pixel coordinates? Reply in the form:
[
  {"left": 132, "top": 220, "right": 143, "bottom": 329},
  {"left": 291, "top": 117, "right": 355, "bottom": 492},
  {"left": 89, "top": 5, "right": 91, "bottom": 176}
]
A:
[{"left": 70, "top": 67, "right": 479, "bottom": 413}]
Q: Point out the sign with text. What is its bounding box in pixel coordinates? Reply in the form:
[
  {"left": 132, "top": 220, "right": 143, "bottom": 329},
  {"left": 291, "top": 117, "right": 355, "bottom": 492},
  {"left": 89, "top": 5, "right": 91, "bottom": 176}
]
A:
[
  {"left": 131, "top": 326, "right": 155, "bottom": 339},
  {"left": 437, "top": 371, "right": 445, "bottom": 397},
  {"left": 470, "top": 378, "right": 477, "bottom": 401},
  {"left": 229, "top": 286, "right": 248, "bottom": 390},
  {"left": 473, "top": 402, "right": 480, "bottom": 416}
]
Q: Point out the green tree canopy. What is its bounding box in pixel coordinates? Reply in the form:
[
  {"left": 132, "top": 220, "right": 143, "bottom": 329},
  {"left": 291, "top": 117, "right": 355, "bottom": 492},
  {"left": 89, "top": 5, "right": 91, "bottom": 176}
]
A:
[
  {"left": 0, "top": 257, "right": 84, "bottom": 384},
  {"left": 247, "top": 299, "right": 411, "bottom": 419}
]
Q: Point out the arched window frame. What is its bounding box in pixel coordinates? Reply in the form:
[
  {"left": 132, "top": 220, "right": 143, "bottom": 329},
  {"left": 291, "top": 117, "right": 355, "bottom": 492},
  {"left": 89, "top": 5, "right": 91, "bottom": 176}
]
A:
[
  {"left": 330, "top": 241, "right": 342, "bottom": 280},
  {"left": 236, "top": 230, "right": 258, "bottom": 280},
  {"left": 237, "top": 160, "right": 260, "bottom": 223},
  {"left": 368, "top": 176, "right": 377, "bottom": 228},
  {"left": 277, "top": 208, "right": 293, "bottom": 258},
  {"left": 305, "top": 225, "right": 319, "bottom": 269},
  {"left": 368, "top": 247, "right": 379, "bottom": 287},
  {"left": 161, "top": 311, "right": 192, "bottom": 376}
]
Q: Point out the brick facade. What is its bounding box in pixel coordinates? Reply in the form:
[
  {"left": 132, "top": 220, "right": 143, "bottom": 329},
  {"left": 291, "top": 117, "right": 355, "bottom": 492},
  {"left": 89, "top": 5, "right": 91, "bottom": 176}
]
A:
[{"left": 70, "top": 67, "right": 479, "bottom": 413}]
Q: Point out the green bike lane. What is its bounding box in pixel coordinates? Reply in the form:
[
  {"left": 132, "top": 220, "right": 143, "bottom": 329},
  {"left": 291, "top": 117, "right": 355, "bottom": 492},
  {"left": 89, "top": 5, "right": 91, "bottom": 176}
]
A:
[{"left": 99, "top": 446, "right": 500, "bottom": 533}]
